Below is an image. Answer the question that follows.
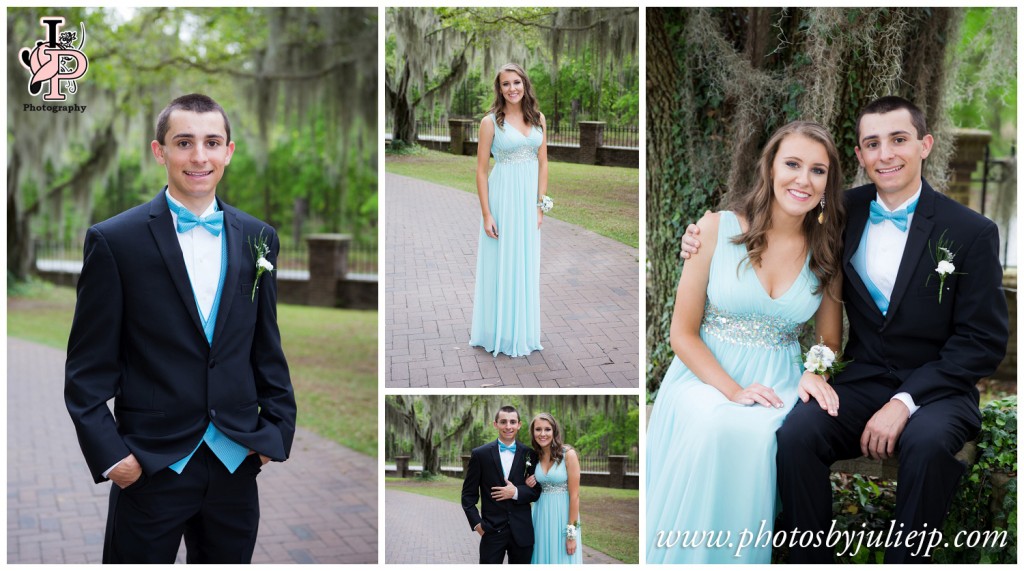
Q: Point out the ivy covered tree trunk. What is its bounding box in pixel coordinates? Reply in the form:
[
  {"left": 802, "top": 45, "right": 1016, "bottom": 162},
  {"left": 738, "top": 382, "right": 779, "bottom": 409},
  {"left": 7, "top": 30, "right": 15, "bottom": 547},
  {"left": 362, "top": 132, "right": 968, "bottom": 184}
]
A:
[
  {"left": 389, "top": 61, "right": 419, "bottom": 146},
  {"left": 646, "top": 8, "right": 964, "bottom": 393}
]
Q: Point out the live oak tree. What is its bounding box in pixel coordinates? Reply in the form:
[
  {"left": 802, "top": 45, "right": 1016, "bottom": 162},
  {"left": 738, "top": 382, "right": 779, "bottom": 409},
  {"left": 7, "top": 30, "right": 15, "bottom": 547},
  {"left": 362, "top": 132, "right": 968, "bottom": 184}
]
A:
[{"left": 646, "top": 7, "right": 1014, "bottom": 393}]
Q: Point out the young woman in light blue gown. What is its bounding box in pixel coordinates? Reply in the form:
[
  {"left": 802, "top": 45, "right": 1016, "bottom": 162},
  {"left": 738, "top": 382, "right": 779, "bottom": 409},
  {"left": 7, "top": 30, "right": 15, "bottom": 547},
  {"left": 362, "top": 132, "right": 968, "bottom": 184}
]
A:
[
  {"left": 469, "top": 63, "right": 548, "bottom": 358},
  {"left": 525, "top": 413, "right": 582, "bottom": 564},
  {"left": 646, "top": 121, "right": 846, "bottom": 564}
]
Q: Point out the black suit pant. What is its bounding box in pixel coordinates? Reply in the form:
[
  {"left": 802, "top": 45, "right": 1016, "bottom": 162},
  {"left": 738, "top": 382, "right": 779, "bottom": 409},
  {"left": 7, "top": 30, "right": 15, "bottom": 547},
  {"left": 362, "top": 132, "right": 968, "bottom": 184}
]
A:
[
  {"left": 103, "top": 442, "right": 263, "bottom": 563},
  {"left": 480, "top": 525, "right": 533, "bottom": 564},
  {"left": 776, "top": 378, "right": 980, "bottom": 563}
]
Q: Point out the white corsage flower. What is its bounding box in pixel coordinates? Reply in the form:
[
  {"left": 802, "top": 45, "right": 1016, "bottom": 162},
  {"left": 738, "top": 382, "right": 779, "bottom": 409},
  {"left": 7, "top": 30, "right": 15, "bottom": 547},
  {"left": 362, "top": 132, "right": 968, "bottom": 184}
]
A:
[
  {"left": 803, "top": 343, "right": 836, "bottom": 376},
  {"left": 248, "top": 228, "right": 276, "bottom": 302},
  {"left": 801, "top": 337, "right": 849, "bottom": 378},
  {"left": 927, "top": 230, "right": 961, "bottom": 304},
  {"left": 538, "top": 195, "right": 554, "bottom": 213}
]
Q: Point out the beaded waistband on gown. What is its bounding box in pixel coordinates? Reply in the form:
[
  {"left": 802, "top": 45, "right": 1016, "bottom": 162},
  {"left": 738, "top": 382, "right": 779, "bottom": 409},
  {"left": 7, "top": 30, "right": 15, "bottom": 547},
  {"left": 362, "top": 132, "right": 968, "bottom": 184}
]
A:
[
  {"left": 539, "top": 481, "right": 568, "bottom": 493},
  {"left": 700, "top": 301, "right": 802, "bottom": 349},
  {"left": 493, "top": 146, "right": 538, "bottom": 164}
]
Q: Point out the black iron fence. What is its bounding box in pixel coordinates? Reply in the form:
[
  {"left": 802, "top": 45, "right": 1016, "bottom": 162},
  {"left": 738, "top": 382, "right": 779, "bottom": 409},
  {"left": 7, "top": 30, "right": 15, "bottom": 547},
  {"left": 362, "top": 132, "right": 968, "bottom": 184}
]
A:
[
  {"left": 386, "top": 452, "right": 639, "bottom": 475},
  {"left": 36, "top": 234, "right": 378, "bottom": 277},
  {"left": 387, "top": 117, "right": 639, "bottom": 149}
]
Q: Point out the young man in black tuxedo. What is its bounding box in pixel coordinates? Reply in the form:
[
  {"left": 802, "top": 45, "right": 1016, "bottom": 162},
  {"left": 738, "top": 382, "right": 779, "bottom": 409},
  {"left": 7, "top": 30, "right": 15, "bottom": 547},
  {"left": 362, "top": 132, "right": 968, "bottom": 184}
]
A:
[
  {"left": 65, "top": 93, "right": 297, "bottom": 563},
  {"left": 462, "top": 405, "right": 542, "bottom": 564},
  {"left": 681, "top": 97, "right": 1008, "bottom": 563}
]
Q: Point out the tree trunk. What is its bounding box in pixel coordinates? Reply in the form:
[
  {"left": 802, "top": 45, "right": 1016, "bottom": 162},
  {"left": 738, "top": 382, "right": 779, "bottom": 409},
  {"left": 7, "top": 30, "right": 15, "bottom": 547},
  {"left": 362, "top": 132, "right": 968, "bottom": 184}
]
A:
[
  {"left": 392, "top": 62, "right": 418, "bottom": 146},
  {"left": 7, "top": 188, "right": 34, "bottom": 282}
]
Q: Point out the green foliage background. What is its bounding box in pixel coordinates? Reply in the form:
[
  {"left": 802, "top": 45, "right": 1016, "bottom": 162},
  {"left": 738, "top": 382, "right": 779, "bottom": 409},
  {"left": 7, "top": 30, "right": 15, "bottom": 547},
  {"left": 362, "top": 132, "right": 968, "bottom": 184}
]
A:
[{"left": 8, "top": 7, "right": 378, "bottom": 279}]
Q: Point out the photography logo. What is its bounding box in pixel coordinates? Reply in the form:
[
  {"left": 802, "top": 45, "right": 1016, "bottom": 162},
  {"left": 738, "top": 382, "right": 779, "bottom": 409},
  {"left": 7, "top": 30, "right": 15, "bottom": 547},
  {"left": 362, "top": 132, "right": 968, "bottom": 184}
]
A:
[{"left": 19, "top": 17, "right": 88, "bottom": 101}]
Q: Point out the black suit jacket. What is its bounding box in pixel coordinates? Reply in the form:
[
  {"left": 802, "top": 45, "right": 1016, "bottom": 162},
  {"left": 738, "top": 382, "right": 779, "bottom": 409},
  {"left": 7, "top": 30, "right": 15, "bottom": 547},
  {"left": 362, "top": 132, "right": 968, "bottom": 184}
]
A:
[
  {"left": 461, "top": 440, "right": 541, "bottom": 546},
  {"left": 65, "top": 190, "right": 297, "bottom": 483},
  {"left": 838, "top": 179, "right": 1008, "bottom": 406}
]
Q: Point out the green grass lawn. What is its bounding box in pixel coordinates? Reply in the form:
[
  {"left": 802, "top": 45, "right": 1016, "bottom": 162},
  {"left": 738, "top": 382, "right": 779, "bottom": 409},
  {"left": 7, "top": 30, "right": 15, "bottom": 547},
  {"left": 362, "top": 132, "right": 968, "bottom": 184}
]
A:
[
  {"left": 385, "top": 147, "right": 639, "bottom": 248},
  {"left": 7, "top": 280, "right": 378, "bottom": 456},
  {"left": 385, "top": 476, "right": 639, "bottom": 564}
]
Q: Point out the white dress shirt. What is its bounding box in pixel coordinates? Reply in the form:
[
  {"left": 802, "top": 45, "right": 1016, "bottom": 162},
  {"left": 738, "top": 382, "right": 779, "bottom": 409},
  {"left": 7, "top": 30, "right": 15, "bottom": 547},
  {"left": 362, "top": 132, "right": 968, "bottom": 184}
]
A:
[
  {"left": 166, "top": 190, "right": 223, "bottom": 321},
  {"left": 865, "top": 185, "right": 922, "bottom": 418},
  {"left": 498, "top": 441, "right": 519, "bottom": 500}
]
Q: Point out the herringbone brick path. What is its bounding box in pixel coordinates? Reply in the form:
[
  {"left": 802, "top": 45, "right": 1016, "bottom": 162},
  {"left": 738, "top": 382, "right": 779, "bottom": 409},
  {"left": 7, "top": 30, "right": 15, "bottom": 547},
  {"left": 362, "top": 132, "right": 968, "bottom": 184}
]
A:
[
  {"left": 6, "top": 338, "right": 377, "bottom": 564},
  {"left": 385, "top": 173, "right": 639, "bottom": 388},
  {"left": 384, "top": 489, "right": 622, "bottom": 564}
]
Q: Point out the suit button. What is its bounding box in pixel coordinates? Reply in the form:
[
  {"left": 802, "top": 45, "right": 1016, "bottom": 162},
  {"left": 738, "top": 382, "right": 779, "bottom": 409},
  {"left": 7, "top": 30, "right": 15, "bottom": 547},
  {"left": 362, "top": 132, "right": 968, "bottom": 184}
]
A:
[
  {"left": 210, "top": 409, "right": 217, "bottom": 418},
  {"left": 209, "top": 360, "right": 216, "bottom": 369}
]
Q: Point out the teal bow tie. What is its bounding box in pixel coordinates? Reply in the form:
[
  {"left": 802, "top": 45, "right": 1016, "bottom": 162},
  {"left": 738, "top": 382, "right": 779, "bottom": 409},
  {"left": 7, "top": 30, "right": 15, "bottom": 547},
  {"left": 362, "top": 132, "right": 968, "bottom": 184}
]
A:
[
  {"left": 175, "top": 209, "right": 224, "bottom": 236},
  {"left": 499, "top": 441, "right": 516, "bottom": 453},
  {"left": 868, "top": 199, "right": 918, "bottom": 232}
]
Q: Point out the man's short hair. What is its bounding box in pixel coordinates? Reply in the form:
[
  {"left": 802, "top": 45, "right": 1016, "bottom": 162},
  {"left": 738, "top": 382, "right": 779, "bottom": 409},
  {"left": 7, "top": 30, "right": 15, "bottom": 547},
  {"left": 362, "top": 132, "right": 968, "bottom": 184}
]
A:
[
  {"left": 856, "top": 96, "right": 928, "bottom": 141},
  {"left": 154, "top": 93, "right": 231, "bottom": 145},
  {"left": 494, "top": 405, "right": 519, "bottom": 422}
]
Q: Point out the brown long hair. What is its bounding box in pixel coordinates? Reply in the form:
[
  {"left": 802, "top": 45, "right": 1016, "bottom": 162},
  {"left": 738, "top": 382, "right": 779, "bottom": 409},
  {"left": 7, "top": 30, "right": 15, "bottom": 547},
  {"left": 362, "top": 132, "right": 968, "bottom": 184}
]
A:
[
  {"left": 529, "top": 412, "right": 567, "bottom": 465},
  {"left": 487, "top": 63, "right": 543, "bottom": 131},
  {"left": 728, "top": 121, "right": 846, "bottom": 300}
]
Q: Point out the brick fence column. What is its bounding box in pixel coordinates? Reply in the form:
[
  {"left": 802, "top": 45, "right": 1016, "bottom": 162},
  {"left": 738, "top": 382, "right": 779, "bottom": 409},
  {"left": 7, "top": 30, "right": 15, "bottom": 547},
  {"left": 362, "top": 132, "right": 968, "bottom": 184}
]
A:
[
  {"left": 461, "top": 454, "right": 472, "bottom": 477},
  {"left": 949, "top": 128, "right": 991, "bottom": 209},
  {"left": 578, "top": 121, "right": 605, "bottom": 165},
  {"left": 450, "top": 119, "right": 476, "bottom": 156},
  {"left": 607, "top": 455, "right": 627, "bottom": 489},
  {"left": 306, "top": 233, "right": 351, "bottom": 307},
  {"left": 396, "top": 456, "right": 411, "bottom": 478}
]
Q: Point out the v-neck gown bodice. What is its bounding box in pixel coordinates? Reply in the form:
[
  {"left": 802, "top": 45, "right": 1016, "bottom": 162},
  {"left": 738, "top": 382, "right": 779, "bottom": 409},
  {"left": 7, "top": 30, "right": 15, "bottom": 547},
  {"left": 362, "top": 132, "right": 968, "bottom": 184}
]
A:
[
  {"left": 646, "top": 211, "right": 821, "bottom": 564},
  {"left": 531, "top": 455, "right": 582, "bottom": 564},
  {"left": 469, "top": 113, "right": 544, "bottom": 357}
]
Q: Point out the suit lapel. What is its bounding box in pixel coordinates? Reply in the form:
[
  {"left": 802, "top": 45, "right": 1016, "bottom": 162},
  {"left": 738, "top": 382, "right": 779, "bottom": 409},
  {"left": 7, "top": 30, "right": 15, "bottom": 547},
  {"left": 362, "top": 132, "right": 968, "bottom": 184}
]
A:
[
  {"left": 210, "top": 203, "right": 244, "bottom": 350},
  {"left": 884, "top": 182, "right": 936, "bottom": 323},
  {"left": 148, "top": 192, "right": 206, "bottom": 341},
  {"left": 843, "top": 189, "right": 878, "bottom": 312},
  {"left": 490, "top": 441, "right": 504, "bottom": 479},
  {"left": 509, "top": 442, "right": 524, "bottom": 482}
]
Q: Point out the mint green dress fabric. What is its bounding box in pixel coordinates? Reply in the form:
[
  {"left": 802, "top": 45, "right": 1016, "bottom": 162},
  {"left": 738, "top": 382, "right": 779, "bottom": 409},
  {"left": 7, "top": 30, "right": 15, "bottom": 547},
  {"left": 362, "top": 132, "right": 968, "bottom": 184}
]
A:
[
  {"left": 530, "top": 454, "right": 582, "bottom": 564},
  {"left": 646, "top": 211, "right": 820, "bottom": 564},
  {"left": 470, "top": 114, "right": 543, "bottom": 357}
]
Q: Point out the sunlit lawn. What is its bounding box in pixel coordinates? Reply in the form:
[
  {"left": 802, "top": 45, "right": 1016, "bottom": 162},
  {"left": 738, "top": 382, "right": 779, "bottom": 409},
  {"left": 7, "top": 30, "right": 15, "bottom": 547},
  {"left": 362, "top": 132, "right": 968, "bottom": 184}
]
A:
[
  {"left": 386, "top": 147, "right": 639, "bottom": 248},
  {"left": 7, "top": 281, "right": 377, "bottom": 456},
  {"left": 386, "top": 475, "right": 639, "bottom": 564}
]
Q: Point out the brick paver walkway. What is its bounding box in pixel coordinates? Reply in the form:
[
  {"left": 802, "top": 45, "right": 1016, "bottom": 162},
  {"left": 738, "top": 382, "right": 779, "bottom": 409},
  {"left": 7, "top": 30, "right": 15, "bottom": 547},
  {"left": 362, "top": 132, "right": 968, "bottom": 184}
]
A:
[
  {"left": 7, "top": 338, "right": 377, "bottom": 564},
  {"left": 385, "top": 173, "right": 639, "bottom": 388},
  {"left": 384, "top": 489, "right": 623, "bottom": 564}
]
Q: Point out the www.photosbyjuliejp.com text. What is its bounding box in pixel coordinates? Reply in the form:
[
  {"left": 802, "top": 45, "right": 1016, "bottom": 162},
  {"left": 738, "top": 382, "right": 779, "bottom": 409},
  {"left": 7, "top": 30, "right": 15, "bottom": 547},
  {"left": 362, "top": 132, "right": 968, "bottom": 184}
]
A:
[{"left": 653, "top": 520, "right": 1008, "bottom": 559}]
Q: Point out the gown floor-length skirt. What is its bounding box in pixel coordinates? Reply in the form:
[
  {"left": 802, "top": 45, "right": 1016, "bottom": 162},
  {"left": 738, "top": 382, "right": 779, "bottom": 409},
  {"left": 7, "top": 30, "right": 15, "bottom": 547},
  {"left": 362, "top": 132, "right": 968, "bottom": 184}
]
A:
[
  {"left": 646, "top": 211, "right": 821, "bottom": 564},
  {"left": 469, "top": 113, "right": 543, "bottom": 357},
  {"left": 531, "top": 456, "right": 582, "bottom": 564}
]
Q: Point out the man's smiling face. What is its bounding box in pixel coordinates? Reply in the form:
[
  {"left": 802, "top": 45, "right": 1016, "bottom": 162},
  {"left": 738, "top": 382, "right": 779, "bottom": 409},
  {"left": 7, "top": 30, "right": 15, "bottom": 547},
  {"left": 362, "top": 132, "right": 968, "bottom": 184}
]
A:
[
  {"left": 855, "top": 108, "right": 933, "bottom": 208},
  {"left": 494, "top": 410, "right": 520, "bottom": 445},
  {"left": 151, "top": 110, "right": 235, "bottom": 208}
]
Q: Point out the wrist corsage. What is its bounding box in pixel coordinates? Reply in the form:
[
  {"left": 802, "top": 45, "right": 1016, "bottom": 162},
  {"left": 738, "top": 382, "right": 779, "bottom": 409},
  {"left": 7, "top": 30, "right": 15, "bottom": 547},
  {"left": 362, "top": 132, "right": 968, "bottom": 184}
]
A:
[
  {"left": 537, "top": 195, "right": 553, "bottom": 213},
  {"left": 565, "top": 520, "right": 581, "bottom": 540},
  {"left": 802, "top": 337, "right": 849, "bottom": 379}
]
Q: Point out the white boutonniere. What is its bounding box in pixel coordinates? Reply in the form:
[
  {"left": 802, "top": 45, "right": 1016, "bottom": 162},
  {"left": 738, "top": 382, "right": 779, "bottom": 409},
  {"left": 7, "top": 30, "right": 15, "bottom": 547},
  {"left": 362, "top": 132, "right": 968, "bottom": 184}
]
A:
[
  {"left": 926, "top": 230, "right": 961, "bottom": 304},
  {"left": 537, "top": 195, "right": 553, "bottom": 213},
  {"left": 802, "top": 338, "right": 849, "bottom": 378},
  {"left": 565, "top": 521, "right": 581, "bottom": 540},
  {"left": 248, "top": 228, "right": 275, "bottom": 302}
]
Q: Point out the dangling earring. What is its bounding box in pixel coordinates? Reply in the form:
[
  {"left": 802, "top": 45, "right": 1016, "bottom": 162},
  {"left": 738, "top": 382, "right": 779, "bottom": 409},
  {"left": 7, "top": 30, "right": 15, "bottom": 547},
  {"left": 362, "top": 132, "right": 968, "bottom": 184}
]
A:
[{"left": 818, "top": 197, "right": 826, "bottom": 225}]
